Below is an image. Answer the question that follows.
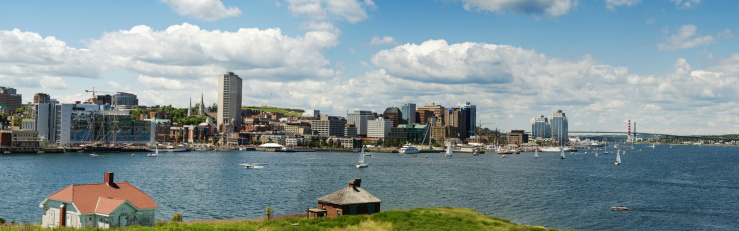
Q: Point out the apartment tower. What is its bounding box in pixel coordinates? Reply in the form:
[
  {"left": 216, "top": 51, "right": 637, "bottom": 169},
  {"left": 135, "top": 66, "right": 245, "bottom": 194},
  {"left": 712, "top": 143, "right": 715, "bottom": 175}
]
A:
[{"left": 217, "top": 72, "right": 243, "bottom": 127}]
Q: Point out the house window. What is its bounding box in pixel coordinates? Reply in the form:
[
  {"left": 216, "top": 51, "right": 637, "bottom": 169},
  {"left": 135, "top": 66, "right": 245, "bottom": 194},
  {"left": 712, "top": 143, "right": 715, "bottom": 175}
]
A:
[{"left": 337, "top": 209, "right": 342, "bottom": 216}]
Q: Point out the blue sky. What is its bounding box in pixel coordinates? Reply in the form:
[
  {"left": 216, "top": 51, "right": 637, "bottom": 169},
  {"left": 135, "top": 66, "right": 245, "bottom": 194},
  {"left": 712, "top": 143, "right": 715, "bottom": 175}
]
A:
[{"left": 1, "top": 0, "right": 738, "bottom": 135}]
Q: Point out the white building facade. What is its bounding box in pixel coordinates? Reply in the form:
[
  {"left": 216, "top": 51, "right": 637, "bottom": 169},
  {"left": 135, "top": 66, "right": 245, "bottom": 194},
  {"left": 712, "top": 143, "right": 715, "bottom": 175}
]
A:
[{"left": 367, "top": 117, "right": 393, "bottom": 139}]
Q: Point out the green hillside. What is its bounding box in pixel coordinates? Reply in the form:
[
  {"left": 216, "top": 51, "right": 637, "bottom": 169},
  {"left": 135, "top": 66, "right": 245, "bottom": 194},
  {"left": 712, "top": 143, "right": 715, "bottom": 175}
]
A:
[
  {"left": 243, "top": 106, "right": 304, "bottom": 117},
  {"left": 1, "top": 207, "right": 571, "bottom": 230}
]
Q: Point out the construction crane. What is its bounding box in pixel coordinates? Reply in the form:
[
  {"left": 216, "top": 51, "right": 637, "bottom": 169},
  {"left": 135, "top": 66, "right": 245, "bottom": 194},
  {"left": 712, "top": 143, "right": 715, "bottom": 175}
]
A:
[
  {"left": 85, "top": 87, "right": 112, "bottom": 97},
  {"left": 473, "top": 121, "right": 495, "bottom": 144}
]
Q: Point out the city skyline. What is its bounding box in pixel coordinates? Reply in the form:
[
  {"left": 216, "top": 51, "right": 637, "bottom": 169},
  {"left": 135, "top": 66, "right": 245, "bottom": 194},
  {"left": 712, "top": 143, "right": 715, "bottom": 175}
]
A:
[{"left": 1, "top": 1, "right": 738, "bottom": 135}]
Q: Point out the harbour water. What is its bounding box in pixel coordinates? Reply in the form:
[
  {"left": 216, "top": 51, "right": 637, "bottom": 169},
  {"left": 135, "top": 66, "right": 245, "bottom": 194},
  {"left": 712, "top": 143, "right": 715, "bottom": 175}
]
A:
[{"left": 0, "top": 145, "right": 736, "bottom": 230}]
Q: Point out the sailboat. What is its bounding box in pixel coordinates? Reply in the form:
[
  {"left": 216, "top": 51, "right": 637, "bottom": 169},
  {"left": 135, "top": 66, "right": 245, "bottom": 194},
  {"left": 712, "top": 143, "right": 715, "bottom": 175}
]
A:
[
  {"left": 445, "top": 142, "right": 453, "bottom": 157},
  {"left": 534, "top": 148, "right": 539, "bottom": 158},
  {"left": 615, "top": 150, "right": 622, "bottom": 165},
  {"left": 356, "top": 146, "right": 368, "bottom": 168},
  {"left": 604, "top": 146, "right": 609, "bottom": 154},
  {"left": 148, "top": 145, "right": 158, "bottom": 157},
  {"left": 560, "top": 148, "right": 565, "bottom": 159},
  {"left": 652, "top": 144, "right": 656, "bottom": 149}
]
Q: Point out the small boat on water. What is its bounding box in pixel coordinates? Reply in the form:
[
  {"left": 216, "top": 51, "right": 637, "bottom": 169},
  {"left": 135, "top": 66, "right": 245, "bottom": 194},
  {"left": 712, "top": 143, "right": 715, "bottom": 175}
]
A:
[
  {"left": 501, "top": 155, "right": 507, "bottom": 158},
  {"left": 131, "top": 153, "right": 136, "bottom": 157},
  {"left": 560, "top": 148, "right": 565, "bottom": 159},
  {"left": 356, "top": 146, "right": 368, "bottom": 168},
  {"left": 147, "top": 146, "right": 187, "bottom": 152},
  {"left": 399, "top": 143, "right": 420, "bottom": 154},
  {"left": 611, "top": 206, "right": 629, "bottom": 211},
  {"left": 89, "top": 153, "right": 99, "bottom": 157},
  {"left": 534, "top": 148, "right": 538, "bottom": 158},
  {"left": 148, "top": 145, "right": 159, "bottom": 157},
  {"left": 240, "top": 163, "right": 255, "bottom": 169},
  {"left": 615, "top": 150, "right": 622, "bottom": 165},
  {"left": 445, "top": 142, "right": 453, "bottom": 157}
]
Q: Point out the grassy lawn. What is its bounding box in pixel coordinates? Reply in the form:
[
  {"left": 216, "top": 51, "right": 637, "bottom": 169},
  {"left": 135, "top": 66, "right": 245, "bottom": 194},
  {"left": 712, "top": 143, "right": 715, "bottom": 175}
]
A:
[
  {"left": 0, "top": 207, "right": 571, "bottom": 230},
  {"left": 243, "top": 106, "right": 304, "bottom": 117}
]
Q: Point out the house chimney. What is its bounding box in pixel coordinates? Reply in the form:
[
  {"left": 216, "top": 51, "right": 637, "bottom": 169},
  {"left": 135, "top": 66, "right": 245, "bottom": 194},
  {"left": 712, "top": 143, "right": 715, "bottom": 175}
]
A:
[
  {"left": 348, "top": 178, "right": 361, "bottom": 189},
  {"left": 104, "top": 172, "right": 114, "bottom": 186},
  {"left": 59, "top": 204, "right": 66, "bottom": 227}
]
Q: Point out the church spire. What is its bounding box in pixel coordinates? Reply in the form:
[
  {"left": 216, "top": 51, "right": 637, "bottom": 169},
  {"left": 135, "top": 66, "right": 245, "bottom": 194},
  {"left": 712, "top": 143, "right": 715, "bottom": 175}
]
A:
[
  {"left": 187, "top": 97, "right": 192, "bottom": 117},
  {"left": 199, "top": 92, "right": 205, "bottom": 116}
]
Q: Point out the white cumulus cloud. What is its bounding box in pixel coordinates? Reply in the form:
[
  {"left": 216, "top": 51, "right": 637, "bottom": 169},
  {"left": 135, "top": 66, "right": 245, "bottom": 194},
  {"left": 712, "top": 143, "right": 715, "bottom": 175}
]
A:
[
  {"left": 605, "top": 0, "right": 641, "bottom": 10},
  {"left": 461, "top": 0, "right": 576, "bottom": 17},
  {"left": 286, "top": 0, "right": 375, "bottom": 24},
  {"left": 86, "top": 23, "right": 340, "bottom": 81},
  {"left": 657, "top": 25, "right": 732, "bottom": 51},
  {"left": 162, "top": 0, "right": 242, "bottom": 21},
  {"left": 670, "top": 0, "right": 701, "bottom": 8},
  {"left": 369, "top": 35, "right": 398, "bottom": 46}
]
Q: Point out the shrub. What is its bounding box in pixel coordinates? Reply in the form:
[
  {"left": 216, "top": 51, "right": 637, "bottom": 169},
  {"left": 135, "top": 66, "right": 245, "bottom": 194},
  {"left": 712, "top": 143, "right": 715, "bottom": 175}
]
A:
[
  {"left": 172, "top": 212, "right": 183, "bottom": 222},
  {"left": 266, "top": 207, "right": 272, "bottom": 221},
  {"left": 0, "top": 218, "right": 5, "bottom": 224}
]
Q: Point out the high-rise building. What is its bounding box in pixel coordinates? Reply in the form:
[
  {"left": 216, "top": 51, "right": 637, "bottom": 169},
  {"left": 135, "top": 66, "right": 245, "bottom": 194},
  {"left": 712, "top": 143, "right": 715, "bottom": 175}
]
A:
[
  {"left": 444, "top": 108, "right": 469, "bottom": 139},
  {"left": 506, "top": 130, "right": 529, "bottom": 146},
  {"left": 0, "top": 86, "right": 22, "bottom": 114},
  {"left": 550, "top": 110, "right": 568, "bottom": 146},
  {"left": 461, "top": 102, "right": 476, "bottom": 137},
  {"left": 310, "top": 119, "right": 346, "bottom": 137},
  {"left": 217, "top": 72, "right": 243, "bottom": 127},
  {"left": 112, "top": 92, "right": 138, "bottom": 106},
  {"left": 418, "top": 103, "right": 445, "bottom": 121},
  {"left": 382, "top": 107, "right": 402, "bottom": 128},
  {"left": 367, "top": 117, "right": 393, "bottom": 139},
  {"left": 346, "top": 110, "right": 374, "bottom": 136},
  {"left": 401, "top": 103, "right": 416, "bottom": 124},
  {"left": 531, "top": 115, "right": 550, "bottom": 138},
  {"left": 34, "top": 93, "right": 50, "bottom": 104}
]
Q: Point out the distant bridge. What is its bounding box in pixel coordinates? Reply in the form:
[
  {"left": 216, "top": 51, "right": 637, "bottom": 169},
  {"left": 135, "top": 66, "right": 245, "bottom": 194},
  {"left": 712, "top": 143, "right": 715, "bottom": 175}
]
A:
[{"left": 569, "top": 131, "right": 702, "bottom": 139}]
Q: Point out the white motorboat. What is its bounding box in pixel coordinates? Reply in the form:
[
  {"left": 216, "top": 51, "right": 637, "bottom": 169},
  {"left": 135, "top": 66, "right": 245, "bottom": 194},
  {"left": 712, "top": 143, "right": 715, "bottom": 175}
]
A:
[
  {"left": 541, "top": 147, "right": 572, "bottom": 152},
  {"left": 89, "top": 153, "right": 98, "bottom": 157},
  {"left": 399, "top": 143, "right": 420, "bottom": 154},
  {"left": 356, "top": 146, "right": 368, "bottom": 168},
  {"left": 239, "top": 163, "right": 255, "bottom": 169},
  {"left": 611, "top": 206, "right": 629, "bottom": 211}
]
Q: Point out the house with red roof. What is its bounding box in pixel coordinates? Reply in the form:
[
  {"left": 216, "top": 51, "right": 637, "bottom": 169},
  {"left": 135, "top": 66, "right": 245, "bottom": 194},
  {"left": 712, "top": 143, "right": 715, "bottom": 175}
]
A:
[{"left": 39, "top": 172, "right": 157, "bottom": 228}]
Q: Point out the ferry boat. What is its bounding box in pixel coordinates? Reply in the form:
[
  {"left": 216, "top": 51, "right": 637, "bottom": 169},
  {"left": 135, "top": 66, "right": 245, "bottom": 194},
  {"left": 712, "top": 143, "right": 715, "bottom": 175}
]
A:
[{"left": 399, "top": 143, "right": 420, "bottom": 154}]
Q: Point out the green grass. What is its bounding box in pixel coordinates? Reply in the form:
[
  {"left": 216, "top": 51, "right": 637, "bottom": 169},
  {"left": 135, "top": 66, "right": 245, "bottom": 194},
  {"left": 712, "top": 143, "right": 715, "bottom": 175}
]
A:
[
  {"left": 242, "top": 106, "right": 304, "bottom": 117},
  {"left": 0, "top": 208, "right": 571, "bottom": 230}
]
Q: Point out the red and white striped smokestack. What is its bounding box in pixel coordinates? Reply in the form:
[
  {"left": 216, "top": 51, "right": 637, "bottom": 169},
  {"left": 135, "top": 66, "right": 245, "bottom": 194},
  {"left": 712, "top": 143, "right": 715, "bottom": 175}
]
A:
[{"left": 628, "top": 120, "right": 631, "bottom": 142}]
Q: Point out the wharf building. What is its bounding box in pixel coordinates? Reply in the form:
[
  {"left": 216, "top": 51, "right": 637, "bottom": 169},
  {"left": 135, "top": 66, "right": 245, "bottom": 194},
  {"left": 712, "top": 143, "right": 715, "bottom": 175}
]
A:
[
  {"left": 506, "top": 130, "right": 529, "bottom": 146},
  {"left": 389, "top": 124, "right": 428, "bottom": 144},
  {"left": 217, "top": 72, "right": 243, "bottom": 128},
  {"left": 0, "top": 86, "right": 22, "bottom": 114}
]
